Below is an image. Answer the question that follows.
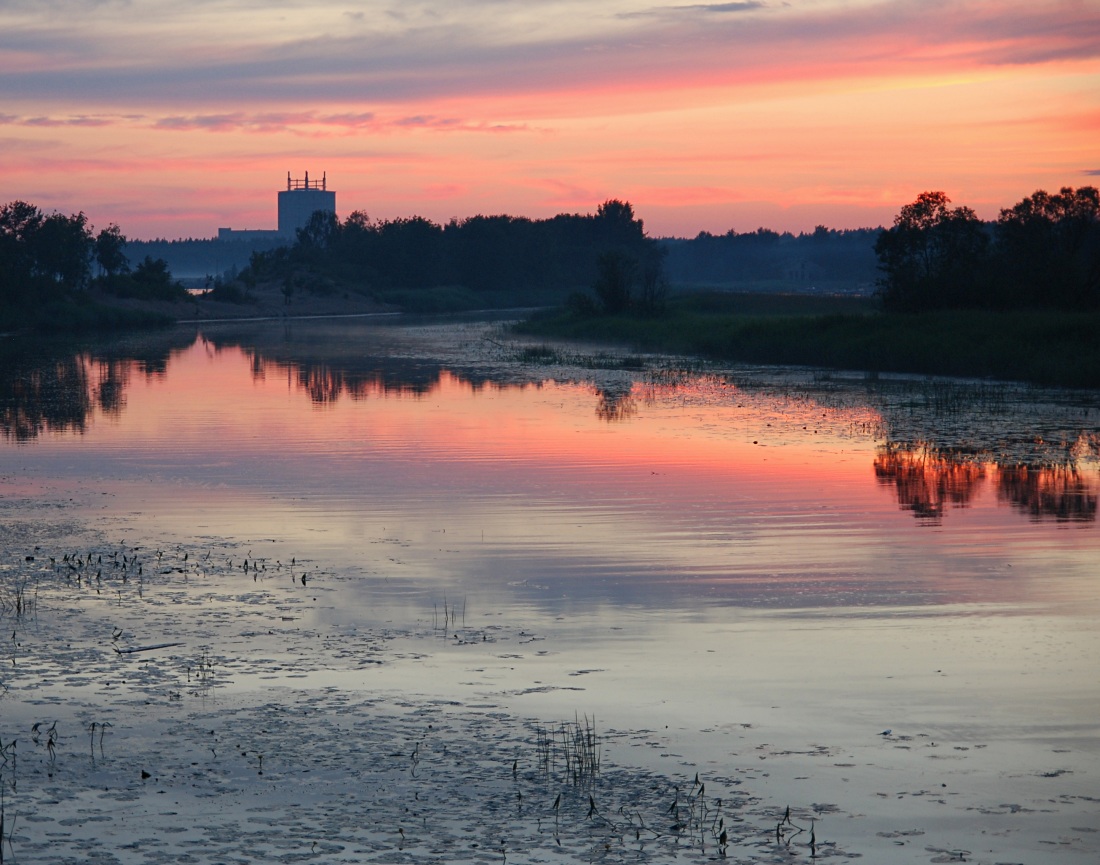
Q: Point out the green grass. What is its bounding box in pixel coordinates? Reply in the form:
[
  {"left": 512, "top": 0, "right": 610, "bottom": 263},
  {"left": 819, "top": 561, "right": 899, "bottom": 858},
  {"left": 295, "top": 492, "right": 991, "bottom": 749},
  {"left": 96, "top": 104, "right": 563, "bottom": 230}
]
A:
[{"left": 515, "top": 291, "right": 1100, "bottom": 389}]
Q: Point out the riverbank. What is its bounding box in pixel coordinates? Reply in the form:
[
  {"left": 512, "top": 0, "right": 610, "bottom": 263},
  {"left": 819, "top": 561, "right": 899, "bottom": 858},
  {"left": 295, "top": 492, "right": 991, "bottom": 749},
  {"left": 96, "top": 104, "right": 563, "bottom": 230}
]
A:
[
  {"left": 0, "top": 281, "right": 398, "bottom": 336},
  {"left": 516, "top": 292, "right": 1100, "bottom": 389}
]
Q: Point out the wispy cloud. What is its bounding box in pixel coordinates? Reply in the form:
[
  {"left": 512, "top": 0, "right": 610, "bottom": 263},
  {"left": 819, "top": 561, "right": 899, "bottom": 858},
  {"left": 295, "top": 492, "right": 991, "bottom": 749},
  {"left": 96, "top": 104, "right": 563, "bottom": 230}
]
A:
[
  {"left": 3, "top": 1, "right": 1097, "bottom": 109},
  {"left": 393, "top": 115, "right": 529, "bottom": 133},
  {"left": 0, "top": 113, "right": 118, "bottom": 127},
  {"left": 621, "top": 1, "right": 766, "bottom": 19},
  {"left": 0, "top": 107, "right": 529, "bottom": 137},
  {"left": 153, "top": 112, "right": 361, "bottom": 134},
  {"left": 22, "top": 115, "right": 115, "bottom": 127},
  {"left": 150, "top": 110, "right": 526, "bottom": 135}
]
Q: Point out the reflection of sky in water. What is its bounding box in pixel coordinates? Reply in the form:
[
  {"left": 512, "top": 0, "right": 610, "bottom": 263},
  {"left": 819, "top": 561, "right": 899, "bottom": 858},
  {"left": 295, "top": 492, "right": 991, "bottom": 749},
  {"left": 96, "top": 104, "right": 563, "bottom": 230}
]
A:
[
  {"left": 4, "top": 322, "right": 1097, "bottom": 620},
  {"left": 4, "top": 320, "right": 1099, "bottom": 801}
]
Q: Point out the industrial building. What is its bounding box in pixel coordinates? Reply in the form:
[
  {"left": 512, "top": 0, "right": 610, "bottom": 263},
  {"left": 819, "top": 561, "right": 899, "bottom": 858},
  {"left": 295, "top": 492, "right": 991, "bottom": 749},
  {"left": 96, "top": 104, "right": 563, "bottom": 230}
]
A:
[{"left": 218, "top": 172, "right": 336, "bottom": 241}]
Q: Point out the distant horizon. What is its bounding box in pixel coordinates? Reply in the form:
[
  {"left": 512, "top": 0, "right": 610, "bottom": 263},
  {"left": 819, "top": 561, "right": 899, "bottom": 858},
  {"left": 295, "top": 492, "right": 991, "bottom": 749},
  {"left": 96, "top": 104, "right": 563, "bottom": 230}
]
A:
[
  {"left": 14, "top": 177, "right": 1097, "bottom": 245},
  {"left": 15, "top": 178, "right": 1097, "bottom": 244},
  {"left": 5, "top": 1, "right": 1098, "bottom": 242},
  {"left": 124, "top": 193, "right": 893, "bottom": 245}
]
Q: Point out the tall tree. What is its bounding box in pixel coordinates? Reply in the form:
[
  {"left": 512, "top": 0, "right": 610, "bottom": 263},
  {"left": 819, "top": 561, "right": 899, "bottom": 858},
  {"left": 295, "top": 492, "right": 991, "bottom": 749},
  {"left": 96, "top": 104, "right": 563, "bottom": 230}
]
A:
[
  {"left": 995, "top": 186, "right": 1100, "bottom": 310},
  {"left": 0, "top": 201, "right": 43, "bottom": 304},
  {"left": 32, "top": 211, "right": 93, "bottom": 290},
  {"left": 94, "top": 223, "right": 130, "bottom": 280},
  {"left": 592, "top": 249, "right": 637, "bottom": 313},
  {"left": 875, "top": 192, "right": 990, "bottom": 311}
]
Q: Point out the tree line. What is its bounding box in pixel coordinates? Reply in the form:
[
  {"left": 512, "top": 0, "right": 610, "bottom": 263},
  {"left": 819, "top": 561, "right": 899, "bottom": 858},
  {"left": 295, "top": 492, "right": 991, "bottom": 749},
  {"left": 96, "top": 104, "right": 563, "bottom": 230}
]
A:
[
  {"left": 244, "top": 199, "right": 667, "bottom": 312},
  {"left": 875, "top": 187, "right": 1100, "bottom": 312},
  {"left": 0, "top": 200, "right": 185, "bottom": 315},
  {"left": 128, "top": 236, "right": 284, "bottom": 280},
  {"left": 662, "top": 226, "right": 880, "bottom": 290},
  {"left": 7, "top": 186, "right": 1096, "bottom": 325}
]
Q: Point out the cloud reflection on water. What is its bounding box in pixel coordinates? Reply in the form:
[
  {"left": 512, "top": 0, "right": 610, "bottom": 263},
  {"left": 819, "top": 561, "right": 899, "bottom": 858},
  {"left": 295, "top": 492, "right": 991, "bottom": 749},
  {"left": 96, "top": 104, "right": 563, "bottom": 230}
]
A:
[{"left": 3, "top": 322, "right": 1098, "bottom": 540}]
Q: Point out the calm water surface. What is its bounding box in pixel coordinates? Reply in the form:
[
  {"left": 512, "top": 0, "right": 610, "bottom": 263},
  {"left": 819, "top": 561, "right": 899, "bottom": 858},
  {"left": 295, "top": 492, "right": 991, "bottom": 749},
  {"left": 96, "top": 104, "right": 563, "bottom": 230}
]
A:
[{"left": 3, "top": 316, "right": 1098, "bottom": 740}]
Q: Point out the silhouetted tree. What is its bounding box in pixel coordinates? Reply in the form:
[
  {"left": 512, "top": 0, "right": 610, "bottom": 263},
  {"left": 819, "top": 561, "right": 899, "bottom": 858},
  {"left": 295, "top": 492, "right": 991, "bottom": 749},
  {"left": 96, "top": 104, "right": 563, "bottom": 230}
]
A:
[
  {"left": 373, "top": 216, "right": 446, "bottom": 288},
  {"left": 595, "top": 199, "right": 645, "bottom": 248},
  {"left": 95, "top": 223, "right": 130, "bottom": 280},
  {"left": 637, "top": 248, "right": 669, "bottom": 313},
  {"left": 0, "top": 201, "right": 96, "bottom": 306},
  {"left": 105, "top": 256, "right": 188, "bottom": 301},
  {"left": 0, "top": 200, "right": 44, "bottom": 305},
  {"left": 296, "top": 210, "right": 339, "bottom": 257},
  {"left": 995, "top": 186, "right": 1100, "bottom": 310},
  {"left": 242, "top": 198, "right": 663, "bottom": 307},
  {"left": 592, "top": 250, "right": 637, "bottom": 313},
  {"left": 875, "top": 192, "right": 991, "bottom": 311},
  {"left": 34, "top": 211, "right": 94, "bottom": 289}
]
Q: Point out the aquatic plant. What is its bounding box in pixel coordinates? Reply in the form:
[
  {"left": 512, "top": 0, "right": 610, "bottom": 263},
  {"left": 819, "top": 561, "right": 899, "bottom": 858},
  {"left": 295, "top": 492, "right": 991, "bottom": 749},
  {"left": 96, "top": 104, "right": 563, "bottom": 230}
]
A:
[
  {"left": 774, "top": 804, "right": 825, "bottom": 858},
  {"left": 86, "top": 721, "right": 112, "bottom": 762},
  {"left": 0, "top": 579, "right": 36, "bottom": 622},
  {"left": 533, "top": 715, "right": 601, "bottom": 789},
  {"left": 0, "top": 787, "right": 15, "bottom": 865},
  {"left": 432, "top": 594, "right": 466, "bottom": 632}
]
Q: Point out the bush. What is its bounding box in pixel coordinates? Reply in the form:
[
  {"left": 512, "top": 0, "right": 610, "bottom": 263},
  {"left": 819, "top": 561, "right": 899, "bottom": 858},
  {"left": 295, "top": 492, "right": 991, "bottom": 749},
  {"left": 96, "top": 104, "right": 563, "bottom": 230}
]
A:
[{"left": 102, "top": 256, "right": 189, "bottom": 302}]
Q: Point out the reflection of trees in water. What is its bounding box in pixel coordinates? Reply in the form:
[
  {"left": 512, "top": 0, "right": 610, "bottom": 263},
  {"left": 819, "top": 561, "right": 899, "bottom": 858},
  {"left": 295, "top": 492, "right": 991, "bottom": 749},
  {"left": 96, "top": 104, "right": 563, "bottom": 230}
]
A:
[
  {"left": 208, "top": 324, "right": 498, "bottom": 405},
  {"left": 875, "top": 442, "right": 1097, "bottom": 523},
  {"left": 1, "top": 327, "right": 546, "bottom": 438},
  {"left": 236, "top": 347, "right": 545, "bottom": 406},
  {"left": 297, "top": 363, "right": 346, "bottom": 404},
  {"left": 0, "top": 355, "right": 129, "bottom": 441},
  {"left": 8, "top": 327, "right": 1098, "bottom": 538},
  {"left": 246, "top": 354, "right": 466, "bottom": 404},
  {"left": 861, "top": 376, "right": 1099, "bottom": 524},
  {"left": 997, "top": 464, "right": 1097, "bottom": 522},
  {"left": 874, "top": 444, "right": 986, "bottom": 523},
  {"left": 868, "top": 378, "right": 1099, "bottom": 467},
  {"left": 594, "top": 386, "right": 637, "bottom": 423},
  {"left": 243, "top": 346, "right": 638, "bottom": 421},
  {"left": 1, "top": 330, "right": 193, "bottom": 441}
]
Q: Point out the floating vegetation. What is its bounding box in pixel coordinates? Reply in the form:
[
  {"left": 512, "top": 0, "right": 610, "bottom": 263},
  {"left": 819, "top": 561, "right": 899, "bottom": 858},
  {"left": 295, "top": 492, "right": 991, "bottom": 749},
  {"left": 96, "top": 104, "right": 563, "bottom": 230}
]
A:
[
  {"left": 0, "top": 533, "right": 843, "bottom": 864},
  {"left": 512, "top": 339, "right": 659, "bottom": 373}
]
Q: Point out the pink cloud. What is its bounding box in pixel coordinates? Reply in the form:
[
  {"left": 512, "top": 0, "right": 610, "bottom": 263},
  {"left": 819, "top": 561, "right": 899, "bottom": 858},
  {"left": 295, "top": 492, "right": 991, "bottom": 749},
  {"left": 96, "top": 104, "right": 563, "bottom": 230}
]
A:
[
  {"left": 1, "top": 114, "right": 117, "bottom": 127},
  {"left": 148, "top": 110, "right": 524, "bottom": 137}
]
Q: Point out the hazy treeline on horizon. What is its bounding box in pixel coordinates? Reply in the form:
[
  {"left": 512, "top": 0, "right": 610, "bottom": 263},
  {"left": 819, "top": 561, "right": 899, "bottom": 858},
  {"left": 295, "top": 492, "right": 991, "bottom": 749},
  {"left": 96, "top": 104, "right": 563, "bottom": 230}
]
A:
[{"left": 127, "top": 219, "right": 883, "bottom": 291}]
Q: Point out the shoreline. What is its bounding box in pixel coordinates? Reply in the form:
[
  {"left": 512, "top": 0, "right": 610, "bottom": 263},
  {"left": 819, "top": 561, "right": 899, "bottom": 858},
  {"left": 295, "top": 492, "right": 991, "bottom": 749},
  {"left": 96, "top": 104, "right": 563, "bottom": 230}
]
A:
[
  {"left": 7, "top": 284, "right": 1099, "bottom": 390},
  {"left": 516, "top": 297, "right": 1100, "bottom": 390}
]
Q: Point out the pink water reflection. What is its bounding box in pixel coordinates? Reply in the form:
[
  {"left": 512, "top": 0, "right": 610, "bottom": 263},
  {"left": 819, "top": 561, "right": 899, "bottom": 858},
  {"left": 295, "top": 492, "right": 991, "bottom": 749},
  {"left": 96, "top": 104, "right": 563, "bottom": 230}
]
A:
[{"left": 3, "top": 323, "right": 1098, "bottom": 615}]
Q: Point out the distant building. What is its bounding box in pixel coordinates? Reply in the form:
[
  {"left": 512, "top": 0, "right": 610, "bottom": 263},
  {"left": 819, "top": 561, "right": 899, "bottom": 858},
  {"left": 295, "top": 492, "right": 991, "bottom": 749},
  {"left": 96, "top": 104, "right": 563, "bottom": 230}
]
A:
[
  {"left": 218, "top": 171, "right": 336, "bottom": 241},
  {"left": 277, "top": 171, "right": 336, "bottom": 236}
]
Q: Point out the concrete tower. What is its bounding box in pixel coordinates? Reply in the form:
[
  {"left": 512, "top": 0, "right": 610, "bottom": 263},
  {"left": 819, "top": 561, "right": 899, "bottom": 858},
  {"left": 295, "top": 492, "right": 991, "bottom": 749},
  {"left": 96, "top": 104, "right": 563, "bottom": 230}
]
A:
[{"left": 278, "top": 171, "right": 336, "bottom": 237}]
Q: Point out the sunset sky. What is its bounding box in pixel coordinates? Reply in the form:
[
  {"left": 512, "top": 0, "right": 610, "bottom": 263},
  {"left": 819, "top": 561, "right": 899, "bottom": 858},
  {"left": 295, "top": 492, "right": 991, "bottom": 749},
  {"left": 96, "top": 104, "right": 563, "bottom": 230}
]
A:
[{"left": 3, "top": 0, "right": 1098, "bottom": 240}]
